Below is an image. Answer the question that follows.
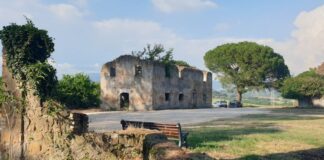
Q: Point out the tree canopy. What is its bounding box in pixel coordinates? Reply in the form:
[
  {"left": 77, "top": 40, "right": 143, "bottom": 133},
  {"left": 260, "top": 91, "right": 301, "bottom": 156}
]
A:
[
  {"left": 54, "top": 73, "right": 100, "bottom": 109},
  {"left": 0, "top": 19, "right": 57, "bottom": 102},
  {"left": 132, "top": 44, "right": 190, "bottom": 66},
  {"left": 204, "top": 41, "right": 290, "bottom": 104},
  {"left": 281, "top": 69, "right": 324, "bottom": 106},
  {"left": 132, "top": 44, "right": 174, "bottom": 64},
  {"left": 173, "top": 60, "right": 191, "bottom": 67}
]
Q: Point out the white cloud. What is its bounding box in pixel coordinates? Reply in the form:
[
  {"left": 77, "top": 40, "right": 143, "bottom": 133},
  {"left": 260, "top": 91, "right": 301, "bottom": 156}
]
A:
[
  {"left": 93, "top": 19, "right": 176, "bottom": 40},
  {"left": 50, "top": 62, "right": 80, "bottom": 78},
  {"left": 268, "top": 5, "right": 324, "bottom": 75},
  {"left": 92, "top": 19, "right": 179, "bottom": 54},
  {"left": 93, "top": 18, "right": 273, "bottom": 71},
  {"left": 152, "top": 0, "right": 217, "bottom": 13},
  {"left": 1, "top": 0, "right": 323, "bottom": 78},
  {"left": 48, "top": 4, "right": 84, "bottom": 20}
]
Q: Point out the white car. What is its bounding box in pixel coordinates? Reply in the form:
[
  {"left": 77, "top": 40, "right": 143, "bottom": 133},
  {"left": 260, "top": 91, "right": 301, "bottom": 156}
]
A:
[{"left": 213, "top": 100, "right": 228, "bottom": 108}]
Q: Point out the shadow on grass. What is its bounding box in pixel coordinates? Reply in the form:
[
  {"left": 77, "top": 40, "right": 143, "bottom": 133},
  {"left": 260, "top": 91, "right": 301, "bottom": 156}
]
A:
[
  {"left": 270, "top": 107, "right": 324, "bottom": 116},
  {"left": 186, "top": 110, "right": 324, "bottom": 150},
  {"left": 186, "top": 152, "right": 216, "bottom": 160},
  {"left": 187, "top": 124, "right": 280, "bottom": 149},
  {"left": 190, "top": 109, "right": 324, "bottom": 128},
  {"left": 236, "top": 147, "right": 324, "bottom": 160},
  {"left": 237, "top": 113, "right": 324, "bottom": 121}
]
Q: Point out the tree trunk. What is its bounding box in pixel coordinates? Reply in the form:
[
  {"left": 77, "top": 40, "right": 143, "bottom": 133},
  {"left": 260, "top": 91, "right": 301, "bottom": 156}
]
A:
[
  {"left": 298, "top": 98, "right": 313, "bottom": 107},
  {"left": 236, "top": 89, "right": 243, "bottom": 107}
]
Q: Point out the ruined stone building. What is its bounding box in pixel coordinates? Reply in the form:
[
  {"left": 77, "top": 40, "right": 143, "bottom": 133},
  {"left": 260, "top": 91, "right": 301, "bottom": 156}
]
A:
[
  {"left": 313, "top": 62, "right": 324, "bottom": 107},
  {"left": 100, "top": 55, "right": 212, "bottom": 111},
  {"left": 316, "top": 62, "right": 324, "bottom": 76}
]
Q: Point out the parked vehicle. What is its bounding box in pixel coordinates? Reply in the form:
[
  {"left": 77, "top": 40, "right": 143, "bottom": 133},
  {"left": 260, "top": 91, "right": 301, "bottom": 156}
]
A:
[
  {"left": 213, "top": 100, "right": 228, "bottom": 108},
  {"left": 228, "top": 100, "right": 242, "bottom": 108}
]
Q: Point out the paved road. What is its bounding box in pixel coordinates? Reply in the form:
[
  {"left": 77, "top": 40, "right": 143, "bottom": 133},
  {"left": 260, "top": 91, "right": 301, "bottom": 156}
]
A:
[{"left": 87, "top": 108, "right": 271, "bottom": 132}]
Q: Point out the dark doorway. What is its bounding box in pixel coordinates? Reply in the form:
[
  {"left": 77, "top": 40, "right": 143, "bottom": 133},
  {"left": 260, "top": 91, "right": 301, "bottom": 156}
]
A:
[
  {"left": 165, "top": 93, "right": 170, "bottom": 101},
  {"left": 179, "top": 93, "right": 184, "bottom": 102},
  {"left": 120, "top": 93, "right": 129, "bottom": 109}
]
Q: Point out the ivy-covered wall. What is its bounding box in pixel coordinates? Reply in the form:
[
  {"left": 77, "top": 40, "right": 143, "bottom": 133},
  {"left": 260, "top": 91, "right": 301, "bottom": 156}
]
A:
[{"left": 0, "top": 19, "right": 57, "bottom": 102}]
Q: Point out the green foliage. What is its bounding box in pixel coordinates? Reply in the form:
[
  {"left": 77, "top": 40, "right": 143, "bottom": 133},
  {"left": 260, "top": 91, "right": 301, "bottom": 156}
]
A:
[
  {"left": 0, "top": 77, "right": 22, "bottom": 114},
  {"left": 204, "top": 41, "right": 290, "bottom": 103},
  {"left": 132, "top": 44, "right": 192, "bottom": 78},
  {"left": 55, "top": 73, "right": 100, "bottom": 108},
  {"left": 26, "top": 62, "right": 57, "bottom": 100},
  {"left": 172, "top": 60, "right": 191, "bottom": 67},
  {"left": 0, "top": 19, "right": 56, "bottom": 101},
  {"left": 131, "top": 44, "right": 174, "bottom": 64},
  {"left": 45, "top": 99, "right": 64, "bottom": 117},
  {"left": 281, "top": 70, "right": 324, "bottom": 100}
]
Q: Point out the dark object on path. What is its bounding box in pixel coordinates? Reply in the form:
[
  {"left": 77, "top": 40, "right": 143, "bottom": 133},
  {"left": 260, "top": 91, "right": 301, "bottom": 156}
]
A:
[
  {"left": 229, "top": 100, "right": 242, "bottom": 108},
  {"left": 121, "top": 119, "right": 189, "bottom": 147}
]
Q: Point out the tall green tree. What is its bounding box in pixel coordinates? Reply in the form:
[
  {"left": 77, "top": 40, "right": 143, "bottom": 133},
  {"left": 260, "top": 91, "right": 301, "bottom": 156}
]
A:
[
  {"left": 204, "top": 41, "right": 290, "bottom": 105},
  {"left": 55, "top": 73, "right": 100, "bottom": 108},
  {"left": 281, "top": 69, "right": 324, "bottom": 107}
]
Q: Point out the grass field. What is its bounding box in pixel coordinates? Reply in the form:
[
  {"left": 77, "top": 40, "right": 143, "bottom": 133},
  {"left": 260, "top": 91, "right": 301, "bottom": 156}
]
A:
[
  {"left": 213, "top": 97, "right": 296, "bottom": 108},
  {"left": 185, "top": 108, "right": 324, "bottom": 160}
]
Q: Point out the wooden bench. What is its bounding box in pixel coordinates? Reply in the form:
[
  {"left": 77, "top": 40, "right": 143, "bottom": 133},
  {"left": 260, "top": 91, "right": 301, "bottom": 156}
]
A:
[{"left": 120, "top": 119, "right": 189, "bottom": 147}]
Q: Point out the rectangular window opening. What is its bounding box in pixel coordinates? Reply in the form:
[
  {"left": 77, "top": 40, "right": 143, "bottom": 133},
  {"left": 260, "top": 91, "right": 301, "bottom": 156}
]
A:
[
  {"left": 165, "top": 66, "right": 171, "bottom": 78},
  {"left": 165, "top": 93, "right": 170, "bottom": 101},
  {"left": 135, "top": 65, "right": 142, "bottom": 76},
  {"left": 179, "top": 93, "right": 184, "bottom": 101},
  {"left": 110, "top": 67, "right": 116, "bottom": 77},
  {"left": 203, "top": 94, "right": 207, "bottom": 103}
]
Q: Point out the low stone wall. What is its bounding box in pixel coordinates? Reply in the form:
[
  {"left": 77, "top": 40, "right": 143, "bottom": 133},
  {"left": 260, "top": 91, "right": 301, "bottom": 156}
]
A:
[
  {"left": 70, "top": 128, "right": 169, "bottom": 160},
  {"left": 313, "top": 97, "right": 324, "bottom": 107}
]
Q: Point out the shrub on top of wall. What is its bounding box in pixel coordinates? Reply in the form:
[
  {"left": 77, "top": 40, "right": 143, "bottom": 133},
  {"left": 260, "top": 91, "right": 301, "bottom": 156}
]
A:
[{"left": 0, "top": 19, "right": 57, "bottom": 102}]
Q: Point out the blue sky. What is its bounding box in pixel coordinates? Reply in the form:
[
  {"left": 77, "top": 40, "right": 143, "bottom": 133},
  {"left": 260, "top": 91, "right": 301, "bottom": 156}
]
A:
[{"left": 1, "top": 0, "right": 324, "bottom": 82}]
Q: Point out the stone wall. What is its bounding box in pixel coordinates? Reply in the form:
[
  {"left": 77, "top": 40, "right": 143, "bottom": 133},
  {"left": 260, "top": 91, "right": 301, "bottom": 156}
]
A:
[
  {"left": 313, "top": 63, "right": 324, "bottom": 107},
  {"left": 313, "top": 97, "right": 324, "bottom": 107},
  {"left": 316, "top": 62, "right": 324, "bottom": 75},
  {"left": 152, "top": 64, "right": 212, "bottom": 109},
  {"left": 101, "top": 55, "right": 154, "bottom": 111},
  {"left": 100, "top": 55, "right": 212, "bottom": 111},
  {"left": 0, "top": 50, "right": 73, "bottom": 158}
]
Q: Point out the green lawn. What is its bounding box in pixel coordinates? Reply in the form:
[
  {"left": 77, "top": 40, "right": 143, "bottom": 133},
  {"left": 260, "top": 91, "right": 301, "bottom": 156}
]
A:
[
  {"left": 212, "top": 97, "right": 296, "bottom": 108},
  {"left": 185, "top": 108, "right": 324, "bottom": 160}
]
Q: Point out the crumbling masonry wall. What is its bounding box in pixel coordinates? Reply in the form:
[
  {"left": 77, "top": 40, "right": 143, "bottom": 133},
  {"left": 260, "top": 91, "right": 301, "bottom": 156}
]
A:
[
  {"left": 152, "top": 64, "right": 212, "bottom": 110},
  {"left": 100, "top": 55, "right": 212, "bottom": 111},
  {"left": 313, "top": 63, "right": 324, "bottom": 107},
  {"left": 101, "top": 55, "right": 154, "bottom": 111}
]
